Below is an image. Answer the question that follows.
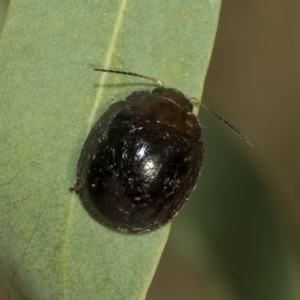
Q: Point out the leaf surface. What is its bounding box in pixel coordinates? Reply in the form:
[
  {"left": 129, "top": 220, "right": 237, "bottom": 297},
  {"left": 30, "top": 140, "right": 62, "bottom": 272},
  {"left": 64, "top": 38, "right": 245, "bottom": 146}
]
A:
[{"left": 0, "top": 1, "right": 221, "bottom": 299}]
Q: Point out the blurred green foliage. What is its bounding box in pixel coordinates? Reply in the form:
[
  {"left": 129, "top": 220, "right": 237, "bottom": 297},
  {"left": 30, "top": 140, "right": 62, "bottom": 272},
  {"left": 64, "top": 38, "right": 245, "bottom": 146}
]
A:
[{"left": 169, "top": 112, "right": 291, "bottom": 300}]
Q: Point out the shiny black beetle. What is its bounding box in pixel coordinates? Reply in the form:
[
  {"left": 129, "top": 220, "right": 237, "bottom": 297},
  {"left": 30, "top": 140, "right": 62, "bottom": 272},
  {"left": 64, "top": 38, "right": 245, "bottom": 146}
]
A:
[{"left": 72, "top": 69, "right": 252, "bottom": 233}]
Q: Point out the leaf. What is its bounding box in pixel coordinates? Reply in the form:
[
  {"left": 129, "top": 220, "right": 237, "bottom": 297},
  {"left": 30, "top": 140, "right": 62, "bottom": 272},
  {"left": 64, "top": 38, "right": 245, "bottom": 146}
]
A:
[{"left": 0, "top": 0, "right": 221, "bottom": 299}]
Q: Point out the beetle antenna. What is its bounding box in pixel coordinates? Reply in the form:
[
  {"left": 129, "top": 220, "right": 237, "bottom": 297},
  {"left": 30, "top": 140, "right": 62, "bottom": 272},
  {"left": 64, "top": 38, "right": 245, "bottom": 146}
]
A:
[
  {"left": 94, "top": 68, "right": 164, "bottom": 87},
  {"left": 201, "top": 103, "right": 253, "bottom": 146}
]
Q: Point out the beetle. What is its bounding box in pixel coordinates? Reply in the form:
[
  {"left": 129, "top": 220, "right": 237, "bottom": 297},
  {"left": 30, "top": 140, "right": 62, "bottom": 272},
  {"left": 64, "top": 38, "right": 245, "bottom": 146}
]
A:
[{"left": 72, "top": 69, "right": 252, "bottom": 233}]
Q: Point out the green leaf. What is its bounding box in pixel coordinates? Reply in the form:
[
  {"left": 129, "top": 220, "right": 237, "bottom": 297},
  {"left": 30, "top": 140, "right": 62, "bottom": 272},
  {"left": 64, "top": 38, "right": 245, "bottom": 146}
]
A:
[{"left": 0, "top": 1, "right": 221, "bottom": 299}]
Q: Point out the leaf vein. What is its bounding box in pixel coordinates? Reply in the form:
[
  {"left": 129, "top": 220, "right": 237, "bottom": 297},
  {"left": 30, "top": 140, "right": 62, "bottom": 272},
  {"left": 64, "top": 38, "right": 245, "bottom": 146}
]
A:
[{"left": 87, "top": 0, "right": 128, "bottom": 131}]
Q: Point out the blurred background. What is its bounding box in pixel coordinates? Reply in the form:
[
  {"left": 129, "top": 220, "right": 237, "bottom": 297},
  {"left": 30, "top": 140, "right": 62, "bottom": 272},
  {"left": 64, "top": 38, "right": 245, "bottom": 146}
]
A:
[{"left": 1, "top": 0, "right": 300, "bottom": 299}]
